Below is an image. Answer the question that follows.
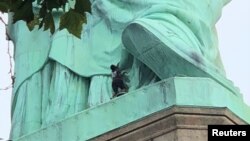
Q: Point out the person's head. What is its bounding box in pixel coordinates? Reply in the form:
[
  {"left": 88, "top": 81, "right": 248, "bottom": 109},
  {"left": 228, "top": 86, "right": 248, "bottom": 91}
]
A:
[{"left": 110, "top": 65, "right": 118, "bottom": 72}]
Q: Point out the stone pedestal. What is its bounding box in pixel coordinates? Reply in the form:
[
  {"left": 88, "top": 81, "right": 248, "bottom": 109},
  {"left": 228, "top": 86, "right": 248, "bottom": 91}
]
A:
[
  {"left": 16, "top": 77, "right": 250, "bottom": 141},
  {"left": 92, "top": 106, "right": 246, "bottom": 141}
]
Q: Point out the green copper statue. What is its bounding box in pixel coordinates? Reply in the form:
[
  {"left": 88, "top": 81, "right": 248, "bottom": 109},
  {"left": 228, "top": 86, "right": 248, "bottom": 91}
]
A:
[{"left": 8, "top": 0, "right": 230, "bottom": 139}]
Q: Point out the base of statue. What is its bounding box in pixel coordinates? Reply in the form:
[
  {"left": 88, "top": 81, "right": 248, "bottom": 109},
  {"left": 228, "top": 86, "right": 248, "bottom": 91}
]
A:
[
  {"left": 16, "top": 77, "right": 250, "bottom": 141},
  {"left": 92, "top": 106, "right": 246, "bottom": 141}
]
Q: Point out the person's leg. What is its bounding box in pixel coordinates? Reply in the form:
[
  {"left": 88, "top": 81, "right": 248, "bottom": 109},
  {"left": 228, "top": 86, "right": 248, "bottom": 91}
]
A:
[{"left": 112, "top": 81, "right": 119, "bottom": 95}]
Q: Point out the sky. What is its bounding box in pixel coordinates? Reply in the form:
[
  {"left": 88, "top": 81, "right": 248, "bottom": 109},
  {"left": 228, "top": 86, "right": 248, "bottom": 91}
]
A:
[{"left": 0, "top": 0, "right": 250, "bottom": 139}]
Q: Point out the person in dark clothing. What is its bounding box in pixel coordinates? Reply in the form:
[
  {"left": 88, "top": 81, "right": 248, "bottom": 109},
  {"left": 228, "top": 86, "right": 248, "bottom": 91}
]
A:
[{"left": 110, "top": 64, "right": 127, "bottom": 97}]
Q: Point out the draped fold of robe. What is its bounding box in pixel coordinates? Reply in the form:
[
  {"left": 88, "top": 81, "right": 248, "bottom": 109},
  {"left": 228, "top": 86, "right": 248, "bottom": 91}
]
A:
[
  {"left": 89, "top": 0, "right": 230, "bottom": 90},
  {"left": 8, "top": 4, "right": 120, "bottom": 139},
  {"left": 9, "top": 0, "right": 230, "bottom": 139}
]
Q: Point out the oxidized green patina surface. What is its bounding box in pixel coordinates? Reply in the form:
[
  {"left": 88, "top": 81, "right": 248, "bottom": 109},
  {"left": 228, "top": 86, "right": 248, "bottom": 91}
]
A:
[
  {"left": 15, "top": 77, "right": 250, "bottom": 141},
  {"left": 8, "top": 0, "right": 237, "bottom": 140}
]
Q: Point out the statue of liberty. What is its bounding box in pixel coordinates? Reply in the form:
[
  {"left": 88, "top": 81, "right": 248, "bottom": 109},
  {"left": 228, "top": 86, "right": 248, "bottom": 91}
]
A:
[{"left": 8, "top": 0, "right": 230, "bottom": 139}]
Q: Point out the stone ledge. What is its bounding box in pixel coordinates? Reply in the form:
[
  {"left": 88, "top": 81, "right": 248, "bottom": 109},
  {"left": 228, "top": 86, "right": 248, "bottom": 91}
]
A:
[
  {"left": 92, "top": 106, "right": 246, "bottom": 141},
  {"left": 16, "top": 77, "right": 250, "bottom": 141}
]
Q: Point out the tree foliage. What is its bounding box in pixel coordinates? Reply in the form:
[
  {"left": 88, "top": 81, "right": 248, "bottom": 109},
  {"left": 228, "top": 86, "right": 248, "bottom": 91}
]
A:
[
  {"left": 0, "top": 0, "right": 91, "bottom": 38},
  {"left": 0, "top": 0, "right": 10, "bottom": 13}
]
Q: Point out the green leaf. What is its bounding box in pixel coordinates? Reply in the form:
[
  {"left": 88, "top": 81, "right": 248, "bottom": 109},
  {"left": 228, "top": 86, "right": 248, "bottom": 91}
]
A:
[
  {"left": 75, "top": 0, "right": 91, "bottom": 15},
  {"left": 59, "top": 9, "right": 86, "bottom": 38},
  {"left": 11, "top": 0, "right": 34, "bottom": 23},
  {"left": 46, "top": 0, "right": 61, "bottom": 10},
  {"left": 27, "top": 15, "right": 40, "bottom": 31},
  {"left": 44, "top": 12, "right": 55, "bottom": 34},
  {"left": 7, "top": 0, "right": 90, "bottom": 38},
  {"left": 0, "top": 2, "right": 9, "bottom": 13},
  {"left": 39, "top": 5, "right": 47, "bottom": 19}
]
